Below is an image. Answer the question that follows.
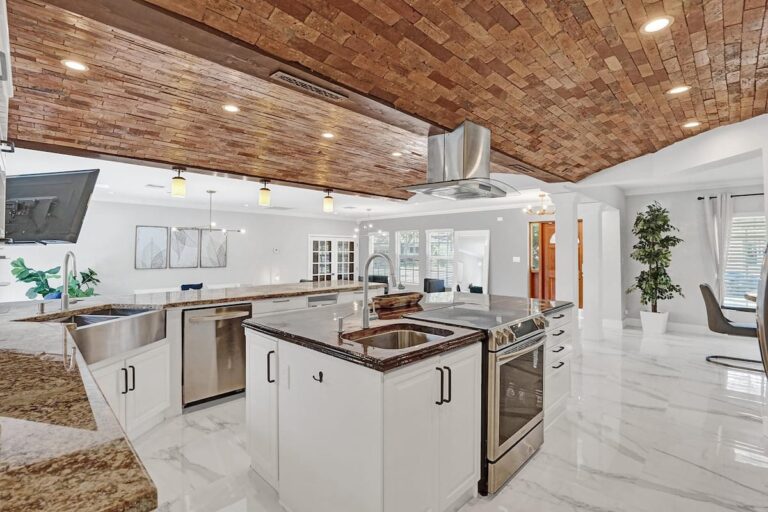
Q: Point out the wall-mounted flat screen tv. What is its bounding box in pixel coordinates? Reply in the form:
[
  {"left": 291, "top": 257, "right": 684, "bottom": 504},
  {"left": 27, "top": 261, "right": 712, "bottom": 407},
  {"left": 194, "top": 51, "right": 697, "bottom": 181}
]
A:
[{"left": 4, "top": 169, "right": 99, "bottom": 244}]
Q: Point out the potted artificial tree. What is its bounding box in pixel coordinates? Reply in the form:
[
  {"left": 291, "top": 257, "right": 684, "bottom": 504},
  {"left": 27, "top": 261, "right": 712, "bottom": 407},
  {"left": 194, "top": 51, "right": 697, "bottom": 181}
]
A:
[{"left": 627, "top": 202, "right": 683, "bottom": 334}]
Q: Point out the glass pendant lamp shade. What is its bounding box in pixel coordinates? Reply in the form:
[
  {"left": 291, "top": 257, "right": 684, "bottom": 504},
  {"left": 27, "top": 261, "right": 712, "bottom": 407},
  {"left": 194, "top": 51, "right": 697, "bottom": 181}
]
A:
[
  {"left": 171, "top": 168, "right": 186, "bottom": 198},
  {"left": 258, "top": 180, "right": 271, "bottom": 207},
  {"left": 323, "top": 189, "right": 334, "bottom": 213}
]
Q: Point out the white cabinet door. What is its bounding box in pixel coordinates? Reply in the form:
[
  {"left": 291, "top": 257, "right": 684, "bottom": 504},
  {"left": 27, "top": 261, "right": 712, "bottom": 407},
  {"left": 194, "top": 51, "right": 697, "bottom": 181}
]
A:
[
  {"left": 383, "top": 359, "right": 440, "bottom": 512},
  {"left": 245, "top": 332, "right": 279, "bottom": 488},
  {"left": 125, "top": 343, "right": 170, "bottom": 437},
  {"left": 437, "top": 344, "right": 481, "bottom": 510},
  {"left": 278, "top": 342, "right": 382, "bottom": 512},
  {"left": 92, "top": 360, "right": 127, "bottom": 429}
]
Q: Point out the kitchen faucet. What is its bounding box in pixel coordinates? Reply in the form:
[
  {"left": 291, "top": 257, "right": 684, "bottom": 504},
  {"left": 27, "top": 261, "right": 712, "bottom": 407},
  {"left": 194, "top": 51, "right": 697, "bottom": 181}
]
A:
[
  {"left": 61, "top": 251, "right": 77, "bottom": 310},
  {"left": 362, "top": 252, "right": 400, "bottom": 329}
]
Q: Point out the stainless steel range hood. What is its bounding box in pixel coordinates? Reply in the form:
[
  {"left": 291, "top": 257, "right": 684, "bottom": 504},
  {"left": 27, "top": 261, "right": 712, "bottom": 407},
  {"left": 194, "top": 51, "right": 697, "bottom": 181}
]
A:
[{"left": 405, "top": 121, "right": 513, "bottom": 200}]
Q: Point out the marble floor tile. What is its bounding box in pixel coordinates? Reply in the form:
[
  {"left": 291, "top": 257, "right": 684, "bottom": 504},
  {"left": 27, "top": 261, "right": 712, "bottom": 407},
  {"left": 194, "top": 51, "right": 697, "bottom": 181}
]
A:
[{"left": 134, "top": 327, "right": 768, "bottom": 512}]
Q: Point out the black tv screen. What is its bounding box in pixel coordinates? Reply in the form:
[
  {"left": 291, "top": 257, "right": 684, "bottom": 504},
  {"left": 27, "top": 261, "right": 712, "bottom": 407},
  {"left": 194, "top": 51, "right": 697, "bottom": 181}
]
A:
[{"left": 4, "top": 169, "right": 100, "bottom": 244}]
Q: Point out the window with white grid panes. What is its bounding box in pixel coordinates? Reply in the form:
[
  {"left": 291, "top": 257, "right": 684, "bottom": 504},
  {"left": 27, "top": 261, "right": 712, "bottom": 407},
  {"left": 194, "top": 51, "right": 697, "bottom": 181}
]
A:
[
  {"left": 310, "top": 239, "right": 333, "bottom": 282},
  {"left": 336, "top": 239, "right": 355, "bottom": 281},
  {"left": 368, "top": 232, "right": 391, "bottom": 276},
  {"left": 426, "top": 229, "right": 454, "bottom": 288},
  {"left": 308, "top": 236, "right": 357, "bottom": 282},
  {"left": 396, "top": 230, "right": 420, "bottom": 285}
]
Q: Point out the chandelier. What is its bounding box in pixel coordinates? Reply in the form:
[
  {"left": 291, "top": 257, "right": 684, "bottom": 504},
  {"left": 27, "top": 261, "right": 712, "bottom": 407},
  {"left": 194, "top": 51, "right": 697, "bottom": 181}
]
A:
[{"left": 524, "top": 193, "right": 555, "bottom": 215}]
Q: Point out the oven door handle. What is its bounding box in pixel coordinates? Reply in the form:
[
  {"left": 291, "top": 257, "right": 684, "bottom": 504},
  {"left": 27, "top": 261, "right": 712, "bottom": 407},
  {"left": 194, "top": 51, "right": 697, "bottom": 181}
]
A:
[{"left": 495, "top": 335, "right": 546, "bottom": 364}]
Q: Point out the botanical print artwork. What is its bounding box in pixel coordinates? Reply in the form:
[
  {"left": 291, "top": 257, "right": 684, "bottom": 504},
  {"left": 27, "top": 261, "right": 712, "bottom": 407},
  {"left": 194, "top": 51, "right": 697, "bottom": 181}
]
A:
[
  {"left": 135, "top": 226, "right": 168, "bottom": 269},
  {"left": 200, "top": 229, "right": 227, "bottom": 268},
  {"left": 170, "top": 228, "right": 199, "bottom": 268}
]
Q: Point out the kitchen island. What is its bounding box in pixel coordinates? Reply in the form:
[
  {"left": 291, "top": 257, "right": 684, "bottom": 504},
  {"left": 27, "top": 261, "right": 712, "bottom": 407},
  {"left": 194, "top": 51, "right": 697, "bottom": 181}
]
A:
[{"left": 0, "top": 280, "right": 384, "bottom": 512}]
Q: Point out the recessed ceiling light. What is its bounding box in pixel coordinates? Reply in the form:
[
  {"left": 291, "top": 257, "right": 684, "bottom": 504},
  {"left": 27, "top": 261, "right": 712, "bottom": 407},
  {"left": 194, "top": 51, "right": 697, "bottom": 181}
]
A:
[
  {"left": 321, "top": 132, "right": 334, "bottom": 139},
  {"left": 61, "top": 59, "right": 88, "bottom": 71},
  {"left": 391, "top": 151, "right": 402, "bottom": 157},
  {"left": 641, "top": 16, "right": 673, "bottom": 33},
  {"left": 682, "top": 120, "right": 701, "bottom": 128},
  {"left": 223, "top": 104, "right": 240, "bottom": 113},
  {"left": 666, "top": 85, "right": 690, "bottom": 95}
]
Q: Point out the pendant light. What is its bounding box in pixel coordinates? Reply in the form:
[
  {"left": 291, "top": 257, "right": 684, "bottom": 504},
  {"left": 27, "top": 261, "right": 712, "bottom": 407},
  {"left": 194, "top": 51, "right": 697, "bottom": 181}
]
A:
[
  {"left": 204, "top": 190, "right": 246, "bottom": 234},
  {"left": 259, "top": 180, "right": 271, "bottom": 207},
  {"left": 171, "top": 167, "right": 186, "bottom": 198},
  {"left": 323, "top": 189, "right": 334, "bottom": 213}
]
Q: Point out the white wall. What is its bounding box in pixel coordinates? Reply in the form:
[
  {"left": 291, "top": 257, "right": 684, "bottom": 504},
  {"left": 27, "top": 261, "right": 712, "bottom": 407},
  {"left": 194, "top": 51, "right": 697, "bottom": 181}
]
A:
[
  {"left": 358, "top": 208, "right": 530, "bottom": 297},
  {"left": 0, "top": 200, "right": 356, "bottom": 301},
  {"left": 623, "top": 187, "right": 762, "bottom": 328}
]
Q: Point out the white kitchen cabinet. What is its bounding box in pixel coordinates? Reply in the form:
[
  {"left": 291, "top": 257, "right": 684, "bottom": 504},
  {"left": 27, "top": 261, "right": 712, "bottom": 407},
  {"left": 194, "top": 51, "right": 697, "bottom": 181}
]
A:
[
  {"left": 338, "top": 288, "right": 384, "bottom": 304},
  {"left": 91, "top": 342, "right": 170, "bottom": 438},
  {"left": 278, "top": 342, "right": 383, "bottom": 512},
  {"left": 544, "top": 307, "right": 575, "bottom": 427},
  {"left": 251, "top": 296, "right": 308, "bottom": 317},
  {"left": 245, "top": 331, "right": 279, "bottom": 489},
  {"left": 383, "top": 344, "right": 481, "bottom": 512},
  {"left": 246, "top": 331, "right": 481, "bottom": 512}
]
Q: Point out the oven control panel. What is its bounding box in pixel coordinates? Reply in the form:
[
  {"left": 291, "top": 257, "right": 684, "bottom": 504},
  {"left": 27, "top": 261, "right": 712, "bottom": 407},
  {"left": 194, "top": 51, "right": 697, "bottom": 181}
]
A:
[{"left": 489, "top": 315, "right": 547, "bottom": 351}]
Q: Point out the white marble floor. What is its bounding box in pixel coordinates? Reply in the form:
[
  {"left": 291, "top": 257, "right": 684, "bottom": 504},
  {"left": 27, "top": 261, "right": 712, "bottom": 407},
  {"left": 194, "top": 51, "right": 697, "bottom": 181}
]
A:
[{"left": 134, "top": 328, "right": 768, "bottom": 512}]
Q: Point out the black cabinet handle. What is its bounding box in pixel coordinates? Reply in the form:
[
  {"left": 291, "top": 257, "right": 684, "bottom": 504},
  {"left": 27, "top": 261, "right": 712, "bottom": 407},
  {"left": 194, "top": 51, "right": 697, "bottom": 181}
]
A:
[
  {"left": 552, "top": 313, "right": 565, "bottom": 319},
  {"left": 552, "top": 361, "right": 565, "bottom": 369},
  {"left": 552, "top": 329, "right": 565, "bottom": 336},
  {"left": 121, "top": 368, "right": 128, "bottom": 394},
  {"left": 129, "top": 365, "right": 136, "bottom": 391},
  {"left": 313, "top": 371, "right": 324, "bottom": 383},
  {"left": 267, "top": 350, "right": 276, "bottom": 383},
  {"left": 443, "top": 366, "right": 452, "bottom": 404},
  {"left": 552, "top": 346, "right": 565, "bottom": 353},
  {"left": 435, "top": 367, "right": 444, "bottom": 405}
]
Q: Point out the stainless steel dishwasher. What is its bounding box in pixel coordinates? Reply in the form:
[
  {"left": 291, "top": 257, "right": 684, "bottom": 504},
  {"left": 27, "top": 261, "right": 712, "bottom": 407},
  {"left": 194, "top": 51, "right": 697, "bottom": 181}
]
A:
[{"left": 182, "top": 303, "right": 252, "bottom": 407}]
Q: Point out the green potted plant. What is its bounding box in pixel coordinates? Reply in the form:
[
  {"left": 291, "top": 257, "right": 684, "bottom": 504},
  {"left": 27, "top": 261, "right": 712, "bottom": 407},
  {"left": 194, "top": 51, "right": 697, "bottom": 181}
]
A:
[
  {"left": 10, "top": 257, "right": 100, "bottom": 299},
  {"left": 627, "top": 202, "right": 683, "bottom": 334}
]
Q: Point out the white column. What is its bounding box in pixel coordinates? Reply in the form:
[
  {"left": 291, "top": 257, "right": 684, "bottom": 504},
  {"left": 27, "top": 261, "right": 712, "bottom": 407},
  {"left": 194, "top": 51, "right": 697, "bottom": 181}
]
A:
[
  {"left": 600, "top": 208, "right": 624, "bottom": 329},
  {"left": 552, "top": 193, "right": 579, "bottom": 304},
  {"left": 580, "top": 202, "right": 604, "bottom": 340}
]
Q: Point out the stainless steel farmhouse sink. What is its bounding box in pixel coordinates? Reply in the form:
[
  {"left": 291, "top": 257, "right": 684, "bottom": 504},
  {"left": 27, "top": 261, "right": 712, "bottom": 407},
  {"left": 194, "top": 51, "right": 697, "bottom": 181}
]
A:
[
  {"left": 341, "top": 323, "right": 454, "bottom": 350},
  {"left": 42, "top": 307, "right": 166, "bottom": 364}
]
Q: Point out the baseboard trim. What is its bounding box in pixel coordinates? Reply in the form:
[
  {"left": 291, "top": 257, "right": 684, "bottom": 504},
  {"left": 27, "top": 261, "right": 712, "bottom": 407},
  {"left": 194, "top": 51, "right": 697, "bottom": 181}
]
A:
[{"left": 623, "top": 317, "right": 710, "bottom": 335}]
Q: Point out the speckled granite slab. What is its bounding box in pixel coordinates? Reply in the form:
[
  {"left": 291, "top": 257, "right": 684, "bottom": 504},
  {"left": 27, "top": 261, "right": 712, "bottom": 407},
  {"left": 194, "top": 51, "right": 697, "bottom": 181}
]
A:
[{"left": 0, "top": 280, "right": 381, "bottom": 512}]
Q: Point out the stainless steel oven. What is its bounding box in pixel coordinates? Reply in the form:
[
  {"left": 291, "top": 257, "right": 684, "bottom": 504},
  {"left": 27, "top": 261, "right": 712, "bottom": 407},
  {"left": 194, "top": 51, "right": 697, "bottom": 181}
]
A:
[{"left": 487, "top": 332, "right": 545, "bottom": 492}]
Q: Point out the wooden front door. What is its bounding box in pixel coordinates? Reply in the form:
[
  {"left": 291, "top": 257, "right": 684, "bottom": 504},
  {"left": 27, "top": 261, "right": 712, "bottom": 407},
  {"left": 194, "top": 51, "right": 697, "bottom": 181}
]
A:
[{"left": 528, "top": 220, "right": 583, "bottom": 308}]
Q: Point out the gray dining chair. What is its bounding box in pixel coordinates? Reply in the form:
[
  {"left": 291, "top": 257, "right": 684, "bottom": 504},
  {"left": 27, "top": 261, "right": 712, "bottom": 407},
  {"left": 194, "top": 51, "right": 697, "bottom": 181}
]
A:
[{"left": 700, "top": 283, "right": 763, "bottom": 371}]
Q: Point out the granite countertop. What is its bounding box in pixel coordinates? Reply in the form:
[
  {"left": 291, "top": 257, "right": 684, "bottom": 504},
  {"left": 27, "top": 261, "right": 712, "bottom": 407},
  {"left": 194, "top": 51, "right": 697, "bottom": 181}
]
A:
[
  {"left": 0, "top": 280, "right": 382, "bottom": 512},
  {"left": 244, "top": 299, "right": 485, "bottom": 372}
]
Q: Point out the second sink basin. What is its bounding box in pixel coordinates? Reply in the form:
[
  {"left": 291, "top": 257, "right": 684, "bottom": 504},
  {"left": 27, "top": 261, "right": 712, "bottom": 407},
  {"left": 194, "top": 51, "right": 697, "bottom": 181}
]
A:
[{"left": 342, "top": 323, "right": 454, "bottom": 350}]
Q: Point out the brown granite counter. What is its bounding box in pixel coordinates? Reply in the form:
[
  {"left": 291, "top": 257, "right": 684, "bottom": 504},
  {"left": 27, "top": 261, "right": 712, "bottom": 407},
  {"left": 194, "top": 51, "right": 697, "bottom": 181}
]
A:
[
  {"left": 243, "top": 300, "right": 484, "bottom": 372},
  {"left": 0, "top": 280, "right": 382, "bottom": 512}
]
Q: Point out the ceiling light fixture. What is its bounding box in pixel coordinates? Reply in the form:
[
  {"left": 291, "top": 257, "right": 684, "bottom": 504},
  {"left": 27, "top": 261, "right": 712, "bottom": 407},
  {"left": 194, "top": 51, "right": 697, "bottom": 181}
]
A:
[
  {"left": 259, "top": 180, "right": 272, "bottom": 207},
  {"left": 391, "top": 151, "right": 402, "bottom": 157},
  {"left": 323, "top": 189, "right": 334, "bottom": 213},
  {"left": 682, "top": 120, "right": 701, "bottom": 128},
  {"left": 641, "top": 16, "right": 673, "bottom": 33},
  {"left": 202, "top": 190, "right": 245, "bottom": 234},
  {"left": 321, "top": 132, "right": 334, "bottom": 139},
  {"left": 223, "top": 104, "right": 240, "bottom": 113},
  {"left": 524, "top": 193, "right": 555, "bottom": 216},
  {"left": 666, "top": 85, "right": 690, "bottom": 95},
  {"left": 61, "top": 59, "right": 88, "bottom": 71},
  {"left": 171, "top": 167, "right": 186, "bottom": 198}
]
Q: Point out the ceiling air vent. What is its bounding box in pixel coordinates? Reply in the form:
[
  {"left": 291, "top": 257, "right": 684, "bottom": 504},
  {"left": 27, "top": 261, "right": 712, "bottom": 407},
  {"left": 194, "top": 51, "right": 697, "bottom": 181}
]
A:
[
  {"left": 145, "top": 184, "right": 165, "bottom": 189},
  {"left": 270, "top": 71, "right": 347, "bottom": 102}
]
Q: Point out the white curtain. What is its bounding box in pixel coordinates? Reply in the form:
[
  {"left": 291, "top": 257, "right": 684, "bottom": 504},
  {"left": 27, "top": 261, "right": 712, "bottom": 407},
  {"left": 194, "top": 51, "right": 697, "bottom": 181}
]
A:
[{"left": 702, "top": 193, "right": 733, "bottom": 303}]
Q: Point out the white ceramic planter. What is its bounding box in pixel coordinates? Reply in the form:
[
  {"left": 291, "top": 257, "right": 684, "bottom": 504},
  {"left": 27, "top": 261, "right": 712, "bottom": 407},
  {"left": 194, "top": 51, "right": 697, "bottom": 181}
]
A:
[{"left": 640, "top": 311, "right": 669, "bottom": 335}]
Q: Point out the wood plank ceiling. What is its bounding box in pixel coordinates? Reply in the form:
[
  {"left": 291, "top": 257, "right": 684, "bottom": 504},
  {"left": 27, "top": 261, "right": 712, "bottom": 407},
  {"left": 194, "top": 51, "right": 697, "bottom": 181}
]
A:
[{"left": 141, "top": 0, "right": 768, "bottom": 181}]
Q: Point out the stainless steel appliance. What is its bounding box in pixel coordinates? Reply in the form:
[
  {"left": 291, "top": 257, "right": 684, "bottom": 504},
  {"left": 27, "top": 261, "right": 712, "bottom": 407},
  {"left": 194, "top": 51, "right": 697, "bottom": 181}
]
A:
[
  {"left": 756, "top": 246, "right": 768, "bottom": 378},
  {"left": 407, "top": 302, "right": 547, "bottom": 494},
  {"left": 183, "top": 303, "right": 252, "bottom": 407}
]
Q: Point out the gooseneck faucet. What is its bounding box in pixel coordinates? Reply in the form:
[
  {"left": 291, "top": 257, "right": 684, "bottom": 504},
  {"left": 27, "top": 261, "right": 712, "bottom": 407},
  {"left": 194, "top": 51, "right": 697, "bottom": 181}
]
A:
[
  {"left": 362, "top": 252, "right": 400, "bottom": 329},
  {"left": 61, "top": 251, "right": 77, "bottom": 310}
]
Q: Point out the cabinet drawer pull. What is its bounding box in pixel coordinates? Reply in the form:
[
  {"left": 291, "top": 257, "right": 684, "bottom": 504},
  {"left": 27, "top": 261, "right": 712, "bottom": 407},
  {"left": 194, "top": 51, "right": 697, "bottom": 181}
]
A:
[
  {"left": 552, "top": 329, "right": 565, "bottom": 337},
  {"left": 121, "top": 367, "right": 128, "bottom": 395},
  {"left": 272, "top": 299, "right": 291, "bottom": 303},
  {"left": 435, "top": 367, "right": 444, "bottom": 405},
  {"left": 129, "top": 365, "right": 136, "bottom": 391},
  {"left": 552, "top": 346, "right": 565, "bottom": 353},
  {"left": 312, "top": 371, "right": 324, "bottom": 383},
  {"left": 551, "top": 361, "right": 565, "bottom": 369},
  {"left": 267, "top": 350, "right": 276, "bottom": 383},
  {"left": 552, "top": 313, "right": 565, "bottom": 319},
  {"left": 443, "top": 366, "right": 452, "bottom": 404}
]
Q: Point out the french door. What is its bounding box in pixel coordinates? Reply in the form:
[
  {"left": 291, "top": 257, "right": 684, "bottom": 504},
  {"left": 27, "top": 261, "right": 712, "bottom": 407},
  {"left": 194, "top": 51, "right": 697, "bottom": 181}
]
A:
[{"left": 308, "top": 235, "right": 356, "bottom": 282}]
